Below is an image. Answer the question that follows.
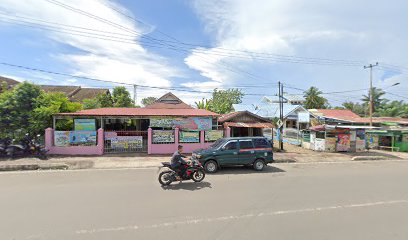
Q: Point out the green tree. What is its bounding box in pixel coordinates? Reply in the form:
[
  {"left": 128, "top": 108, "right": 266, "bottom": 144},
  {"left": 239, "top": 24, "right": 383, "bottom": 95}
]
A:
[
  {"left": 82, "top": 93, "right": 113, "bottom": 109},
  {"left": 361, "top": 87, "right": 385, "bottom": 113},
  {"left": 112, "top": 86, "right": 134, "bottom": 107},
  {"left": 208, "top": 88, "right": 244, "bottom": 114},
  {"left": 341, "top": 101, "right": 367, "bottom": 116},
  {"left": 31, "top": 92, "right": 82, "bottom": 133},
  {"left": 195, "top": 98, "right": 212, "bottom": 110},
  {"left": 141, "top": 97, "right": 158, "bottom": 107},
  {"left": 303, "top": 87, "right": 328, "bottom": 109}
]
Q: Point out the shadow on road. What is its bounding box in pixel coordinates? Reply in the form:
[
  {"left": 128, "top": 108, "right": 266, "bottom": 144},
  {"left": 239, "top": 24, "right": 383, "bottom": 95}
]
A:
[
  {"left": 212, "top": 165, "right": 285, "bottom": 175},
  {"left": 161, "top": 181, "right": 212, "bottom": 191}
]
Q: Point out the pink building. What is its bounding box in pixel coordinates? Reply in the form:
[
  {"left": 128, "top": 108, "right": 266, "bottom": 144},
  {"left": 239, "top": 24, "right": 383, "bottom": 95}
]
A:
[{"left": 46, "top": 93, "right": 222, "bottom": 155}]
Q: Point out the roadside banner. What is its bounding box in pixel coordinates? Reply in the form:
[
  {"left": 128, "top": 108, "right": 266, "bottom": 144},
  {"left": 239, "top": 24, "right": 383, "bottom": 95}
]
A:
[
  {"left": 205, "top": 130, "right": 224, "bottom": 142},
  {"left": 74, "top": 119, "right": 96, "bottom": 131},
  {"left": 110, "top": 136, "right": 143, "bottom": 149},
  {"left": 150, "top": 117, "right": 212, "bottom": 131},
  {"left": 152, "top": 130, "right": 175, "bottom": 143},
  {"left": 54, "top": 131, "right": 70, "bottom": 146},
  {"left": 337, "top": 134, "right": 350, "bottom": 151},
  {"left": 149, "top": 118, "right": 175, "bottom": 128},
  {"left": 69, "top": 131, "right": 97, "bottom": 145},
  {"left": 179, "top": 131, "right": 200, "bottom": 143}
]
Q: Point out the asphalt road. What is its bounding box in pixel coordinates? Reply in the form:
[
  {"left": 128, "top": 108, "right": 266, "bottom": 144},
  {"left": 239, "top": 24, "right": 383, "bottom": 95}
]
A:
[{"left": 1, "top": 161, "right": 408, "bottom": 240}]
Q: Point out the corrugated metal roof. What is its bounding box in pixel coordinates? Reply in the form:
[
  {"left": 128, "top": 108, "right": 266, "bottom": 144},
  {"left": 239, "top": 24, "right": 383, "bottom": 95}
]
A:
[{"left": 223, "top": 122, "right": 274, "bottom": 128}]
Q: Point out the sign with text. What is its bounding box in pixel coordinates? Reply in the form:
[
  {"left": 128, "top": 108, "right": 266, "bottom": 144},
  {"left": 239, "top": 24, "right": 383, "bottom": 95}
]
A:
[
  {"left": 152, "top": 130, "right": 175, "bottom": 143},
  {"left": 54, "top": 131, "right": 70, "bottom": 147},
  {"left": 205, "top": 130, "right": 224, "bottom": 142},
  {"left": 69, "top": 131, "right": 97, "bottom": 145},
  {"left": 74, "top": 119, "right": 96, "bottom": 131},
  {"left": 150, "top": 117, "right": 212, "bottom": 131},
  {"left": 179, "top": 131, "right": 200, "bottom": 143},
  {"left": 297, "top": 112, "right": 310, "bottom": 123},
  {"left": 110, "top": 136, "right": 143, "bottom": 149}
]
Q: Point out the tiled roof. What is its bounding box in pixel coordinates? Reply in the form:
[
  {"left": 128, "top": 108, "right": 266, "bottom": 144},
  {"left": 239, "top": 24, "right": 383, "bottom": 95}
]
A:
[
  {"left": 0, "top": 76, "right": 20, "bottom": 88},
  {"left": 57, "top": 108, "right": 218, "bottom": 117},
  {"left": 219, "top": 111, "right": 271, "bottom": 123},
  {"left": 146, "top": 92, "right": 193, "bottom": 109},
  {"left": 69, "top": 88, "right": 110, "bottom": 102},
  {"left": 223, "top": 122, "right": 274, "bottom": 128},
  {"left": 41, "top": 85, "right": 81, "bottom": 97}
]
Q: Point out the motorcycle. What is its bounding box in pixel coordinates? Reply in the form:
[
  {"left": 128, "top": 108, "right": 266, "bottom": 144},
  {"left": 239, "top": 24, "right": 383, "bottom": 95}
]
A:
[
  {"left": 0, "top": 138, "right": 12, "bottom": 158},
  {"left": 158, "top": 157, "right": 206, "bottom": 185},
  {"left": 6, "top": 134, "right": 48, "bottom": 160}
]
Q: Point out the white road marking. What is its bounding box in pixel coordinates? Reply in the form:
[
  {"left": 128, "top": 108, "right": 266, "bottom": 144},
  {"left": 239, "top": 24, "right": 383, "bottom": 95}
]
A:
[{"left": 75, "top": 199, "right": 408, "bottom": 235}]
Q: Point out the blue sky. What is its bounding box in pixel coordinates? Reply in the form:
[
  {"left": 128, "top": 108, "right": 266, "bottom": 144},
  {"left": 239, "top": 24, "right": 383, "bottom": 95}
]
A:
[{"left": 0, "top": 0, "right": 407, "bottom": 107}]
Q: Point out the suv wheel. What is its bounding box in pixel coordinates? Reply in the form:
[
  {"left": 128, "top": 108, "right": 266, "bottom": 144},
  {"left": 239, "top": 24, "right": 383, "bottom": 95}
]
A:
[
  {"left": 204, "top": 160, "right": 218, "bottom": 173},
  {"left": 253, "top": 159, "right": 265, "bottom": 171}
]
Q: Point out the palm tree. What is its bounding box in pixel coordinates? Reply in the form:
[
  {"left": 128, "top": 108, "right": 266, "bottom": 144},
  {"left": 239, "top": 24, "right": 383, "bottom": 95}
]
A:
[
  {"left": 303, "top": 87, "right": 328, "bottom": 109},
  {"left": 361, "top": 87, "right": 385, "bottom": 113}
]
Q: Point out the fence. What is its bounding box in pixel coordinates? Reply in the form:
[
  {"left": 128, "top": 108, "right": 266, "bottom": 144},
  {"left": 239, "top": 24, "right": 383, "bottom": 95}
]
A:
[{"left": 104, "top": 131, "right": 148, "bottom": 153}]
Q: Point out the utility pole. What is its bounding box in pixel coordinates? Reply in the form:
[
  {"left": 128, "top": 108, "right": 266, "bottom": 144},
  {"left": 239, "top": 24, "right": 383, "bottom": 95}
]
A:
[
  {"left": 364, "top": 62, "right": 378, "bottom": 126},
  {"left": 278, "top": 81, "right": 284, "bottom": 151},
  {"left": 133, "top": 84, "right": 137, "bottom": 106}
]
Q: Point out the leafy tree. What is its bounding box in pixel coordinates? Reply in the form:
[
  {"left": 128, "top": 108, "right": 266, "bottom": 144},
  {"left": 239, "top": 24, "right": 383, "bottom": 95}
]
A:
[
  {"left": 195, "top": 98, "right": 212, "bottom": 110},
  {"left": 141, "top": 97, "right": 158, "bottom": 107},
  {"left": 341, "top": 101, "right": 367, "bottom": 116},
  {"left": 303, "top": 87, "right": 328, "bottom": 109},
  {"left": 361, "top": 87, "right": 385, "bottom": 113},
  {"left": 82, "top": 93, "right": 113, "bottom": 109},
  {"left": 112, "top": 86, "right": 134, "bottom": 107},
  {"left": 209, "top": 88, "right": 244, "bottom": 114},
  {"left": 31, "top": 92, "right": 82, "bottom": 133}
]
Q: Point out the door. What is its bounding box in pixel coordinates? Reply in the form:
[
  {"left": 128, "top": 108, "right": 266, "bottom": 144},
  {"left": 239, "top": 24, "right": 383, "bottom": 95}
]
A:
[
  {"left": 238, "top": 139, "right": 256, "bottom": 164},
  {"left": 217, "top": 140, "right": 239, "bottom": 165}
]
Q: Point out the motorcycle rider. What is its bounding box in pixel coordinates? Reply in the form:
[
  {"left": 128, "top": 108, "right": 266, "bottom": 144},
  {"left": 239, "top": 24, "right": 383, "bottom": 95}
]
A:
[{"left": 171, "top": 145, "right": 190, "bottom": 180}]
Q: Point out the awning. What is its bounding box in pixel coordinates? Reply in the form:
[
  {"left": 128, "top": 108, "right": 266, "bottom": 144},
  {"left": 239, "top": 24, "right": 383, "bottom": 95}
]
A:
[{"left": 223, "top": 122, "right": 273, "bottom": 128}]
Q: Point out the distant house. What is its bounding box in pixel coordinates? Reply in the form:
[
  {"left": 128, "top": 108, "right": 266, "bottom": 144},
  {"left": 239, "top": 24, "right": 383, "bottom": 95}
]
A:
[
  {"left": 309, "top": 109, "right": 368, "bottom": 125},
  {"left": 218, "top": 111, "right": 273, "bottom": 137},
  {"left": 41, "top": 85, "right": 111, "bottom": 103},
  {"left": 0, "top": 76, "right": 20, "bottom": 92}
]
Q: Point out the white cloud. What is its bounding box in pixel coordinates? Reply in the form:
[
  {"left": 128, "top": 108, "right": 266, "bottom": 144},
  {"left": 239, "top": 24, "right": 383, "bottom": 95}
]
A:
[
  {"left": 0, "top": 0, "right": 181, "bottom": 104},
  {"left": 186, "top": 0, "right": 408, "bottom": 104}
]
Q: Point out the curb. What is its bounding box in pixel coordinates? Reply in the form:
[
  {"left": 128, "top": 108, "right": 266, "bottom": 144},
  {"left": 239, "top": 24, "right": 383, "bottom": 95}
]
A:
[
  {"left": 352, "top": 156, "right": 390, "bottom": 161},
  {"left": 0, "top": 163, "right": 69, "bottom": 172}
]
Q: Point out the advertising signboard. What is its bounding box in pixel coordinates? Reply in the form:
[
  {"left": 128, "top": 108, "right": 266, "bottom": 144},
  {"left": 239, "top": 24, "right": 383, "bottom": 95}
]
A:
[
  {"left": 179, "top": 131, "right": 200, "bottom": 143},
  {"left": 152, "top": 130, "right": 175, "bottom": 143},
  {"left": 205, "top": 130, "right": 224, "bottom": 142},
  {"left": 69, "top": 131, "right": 97, "bottom": 145},
  {"left": 337, "top": 134, "right": 351, "bottom": 151},
  {"left": 110, "top": 136, "right": 143, "bottom": 149},
  {"left": 54, "top": 131, "right": 70, "bottom": 146},
  {"left": 297, "top": 112, "right": 310, "bottom": 123},
  {"left": 74, "top": 119, "right": 96, "bottom": 131}
]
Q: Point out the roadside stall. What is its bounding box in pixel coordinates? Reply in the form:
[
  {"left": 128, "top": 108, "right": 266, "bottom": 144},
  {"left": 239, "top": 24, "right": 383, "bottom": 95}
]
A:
[{"left": 366, "top": 129, "right": 408, "bottom": 152}]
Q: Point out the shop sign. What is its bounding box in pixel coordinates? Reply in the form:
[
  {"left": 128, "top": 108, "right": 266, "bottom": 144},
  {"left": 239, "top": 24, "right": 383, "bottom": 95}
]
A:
[
  {"left": 54, "top": 131, "right": 70, "bottom": 146},
  {"left": 110, "top": 136, "right": 143, "bottom": 149},
  {"left": 337, "top": 134, "right": 350, "bottom": 151},
  {"left": 205, "top": 130, "right": 224, "bottom": 142},
  {"left": 152, "top": 130, "right": 175, "bottom": 143},
  {"left": 74, "top": 119, "right": 96, "bottom": 131},
  {"left": 179, "top": 131, "right": 200, "bottom": 143},
  {"left": 69, "top": 131, "right": 97, "bottom": 145}
]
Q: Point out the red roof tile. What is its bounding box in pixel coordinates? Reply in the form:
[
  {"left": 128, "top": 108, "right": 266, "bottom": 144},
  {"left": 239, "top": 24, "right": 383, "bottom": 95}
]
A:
[
  {"left": 57, "top": 108, "right": 218, "bottom": 117},
  {"left": 313, "top": 109, "right": 361, "bottom": 118},
  {"left": 223, "top": 122, "right": 274, "bottom": 128}
]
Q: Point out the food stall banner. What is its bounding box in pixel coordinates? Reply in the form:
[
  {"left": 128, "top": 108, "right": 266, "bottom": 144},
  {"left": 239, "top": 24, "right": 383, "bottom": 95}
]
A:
[
  {"left": 74, "top": 119, "right": 96, "bottom": 131},
  {"left": 356, "top": 130, "right": 365, "bottom": 140},
  {"left": 325, "top": 137, "right": 336, "bottom": 152},
  {"left": 152, "top": 130, "right": 175, "bottom": 143},
  {"left": 54, "top": 131, "right": 70, "bottom": 146},
  {"left": 110, "top": 136, "right": 143, "bottom": 149},
  {"left": 69, "top": 131, "right": 97, "bottom": 145},
  {"left": 337, "top": 134, "right": 351, "bottom": 151},
  {"left": 205, "top": 130, "right": 224, "bottom": 142},
  {"left": 179, "top": 131, "right": 200, "bottom": 143}
]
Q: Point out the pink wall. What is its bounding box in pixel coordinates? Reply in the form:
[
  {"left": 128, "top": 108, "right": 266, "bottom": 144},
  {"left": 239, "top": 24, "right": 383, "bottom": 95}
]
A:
[
  {"left": 45, "top": 128, "right": 104, "bottom": 155},
  {"left": 148, "top": 128, "right": 215, "bottom": 155}
]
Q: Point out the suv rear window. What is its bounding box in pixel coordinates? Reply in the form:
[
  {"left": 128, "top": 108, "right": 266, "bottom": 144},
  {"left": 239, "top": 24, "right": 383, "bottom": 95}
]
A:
[
  {"left": 253, "top": 138, "right": 270, "bottom": 148},
  {"left": 239, "top": 140, "right": 254, "bottom": 149}
]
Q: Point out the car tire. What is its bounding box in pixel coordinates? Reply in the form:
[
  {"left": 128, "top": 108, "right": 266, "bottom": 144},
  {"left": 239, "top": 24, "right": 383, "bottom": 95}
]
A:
[
  {"left": 253, "top": 159, "right": 265, "bottom": 171},
  {"left": 204, "top": 160, "right": 218, "bottom": 173}
]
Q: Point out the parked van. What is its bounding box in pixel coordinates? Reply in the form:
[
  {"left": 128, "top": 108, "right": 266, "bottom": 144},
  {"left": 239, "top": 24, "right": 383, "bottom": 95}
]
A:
[{"left": 193, "top": 137, "right": 273, "bottom": 173}]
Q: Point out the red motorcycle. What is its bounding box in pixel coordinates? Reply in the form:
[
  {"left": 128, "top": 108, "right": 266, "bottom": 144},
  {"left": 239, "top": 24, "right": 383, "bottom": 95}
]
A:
[{"left": 158, "top": 158, "right": 206, "bottom": 185}]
